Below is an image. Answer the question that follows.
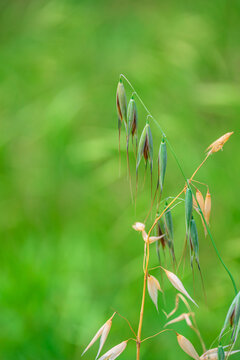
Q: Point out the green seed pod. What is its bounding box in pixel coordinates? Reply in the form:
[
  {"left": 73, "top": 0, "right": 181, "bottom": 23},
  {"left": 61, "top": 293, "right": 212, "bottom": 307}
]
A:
[
  {"left": 127, "top": 97, "right": 138, "bottom": 139},
  {"left": 164, "top": 203, "right": 176, "bottom": 264},
  {"left": 220, "top": 291, "right": 240, "bottom": 340},
  {"left": 217, "top": 346, "right": 225, "bottom": 360},
  {"left": 190, "top": 217, "right": 199, "bottom": 262},
  {"left": 137, "top": 124, "right": 148, "bottom": 170},
  {"left": 147, "top": 124, "right": 153, "bottom": 173},
  {"left": 233, "top": 293, "right": 240, "bottom": 341},
  {"left": 136, "top": 123, "right": 153, "bottom": 170},
  {"left": 158, "top": 138, "right": 167, "bottom": 192},
  {"left": 116, "top": 79, "right": 127, "bottom": 126},
  {"left": 185, "top": 187, "right": 193, "bottom": 234},
  {"left": 164, "top": 203, "right": 173, "bottom": 242}
]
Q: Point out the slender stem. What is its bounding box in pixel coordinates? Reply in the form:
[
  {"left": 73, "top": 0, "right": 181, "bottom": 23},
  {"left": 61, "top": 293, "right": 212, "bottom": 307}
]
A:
[
  {"left": 114, "top": 310, "right": 137, "bottom": 338},
  {"left": 189, "top": 153, "right": 210, "bottom": 181},
  {"left": 141, "top": 329, "right": 174, "bottom": 342},
  {"left": 136, "top": 239, "right": 150, "bottom": 360}
]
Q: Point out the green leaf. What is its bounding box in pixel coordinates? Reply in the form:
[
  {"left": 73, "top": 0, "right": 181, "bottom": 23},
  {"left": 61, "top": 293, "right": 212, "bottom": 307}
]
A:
[{"left": 217, "top": 346, "right": 225, "bottom": 360}]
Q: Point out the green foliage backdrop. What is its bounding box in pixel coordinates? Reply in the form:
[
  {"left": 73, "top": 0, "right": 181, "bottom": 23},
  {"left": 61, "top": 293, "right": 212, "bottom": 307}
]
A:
[{"left": 0, "top": 0, "right": 239, "bottom": 359}]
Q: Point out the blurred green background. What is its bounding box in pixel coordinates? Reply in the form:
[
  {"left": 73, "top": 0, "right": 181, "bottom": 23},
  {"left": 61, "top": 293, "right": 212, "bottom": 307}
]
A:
[{"left": 0, "top": 0, "right": 240, "bottom": 359}]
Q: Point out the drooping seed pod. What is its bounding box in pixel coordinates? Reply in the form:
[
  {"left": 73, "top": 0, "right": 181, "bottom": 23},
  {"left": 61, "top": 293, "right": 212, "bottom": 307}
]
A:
[
  {"left": 164, "top": 202, "right": 176, "bottom": 264},
  {"left": 147, "top": 274, "right": 162, "bottom": 311},
  {"left": 196, "top": 189, "right": 204, "bottom": 214},
  {"left": 158, "top": 138, "right": 167, "bottom": 192},
  {"left": 176, "top": 333, "right": 200, "bottom": 360},
  {"left": 127, "top": 97, "right": 138, "bottom": 142},
  {"left": 116, "top": 79, "right": 127, "bottom": 126},
  {"left": 185, "top": 187, "right": 193, "bottom": 236},
  {"left": 82, "top": 312, "right": 115, "bottom": 358},
  {"left": 220, "top": 291, "right": 240, "bottom": 341},
  {"left": 116, "top": 79, "right": 127, "bottom": 157},
  {"left": 98, "top": 340, "right": 127, "bottom": 360},
  {"left": 136, "top": 122, "right": 153, "bottom": 192},
  {"left": 162, "top": 267, "right": 198, "bottom": 307},
  {"left": 164, "top": 203, "right": 173, "bottom": 241},
  {"left": 190, "top": 217, "right": 199, "bottom": 266}
]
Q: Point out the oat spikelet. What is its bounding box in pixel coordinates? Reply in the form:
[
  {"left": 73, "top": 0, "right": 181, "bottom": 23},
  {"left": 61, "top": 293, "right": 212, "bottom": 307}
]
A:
[
  {"left": 196, "top": 189, "right": 204, "bottom": 214},
  {"left": 147, "top": 275, "right": 162, "bottom": 311},
  {"left": 132, "top": 222, "right": 145, "bottom": 232},
  {"left": 176, "top": 333, "right": 200, "bottom": 360},
  {"left": 165, "top": 313, "right": 193, "bottom": 328},
  {"left": 204, "top": 189, "right": 211, "bottom": 236},
  {"left": 82, "top": 313, "right": 115, "bottom": 358},
  {"left": 98, "top": 340, "right": 127, "bottom": 360},
  {"left": 162, "top": 267, "right": 198, "bottom": 307},
  {"left": 206, "top": 132, "right": 233, "bottom": 155}
]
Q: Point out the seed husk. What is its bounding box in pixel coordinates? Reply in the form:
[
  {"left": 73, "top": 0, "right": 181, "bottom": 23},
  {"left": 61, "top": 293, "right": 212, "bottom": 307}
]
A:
[
  {"left": 204, "top": 189, "right": 211, "bottom": 236},
  {"left": 147, "top": 274, "right": 162, "bottom": 311},
  {"left": 162, "top": 267, "right": 198, "bottom": 307},
  {"left": 82, "top": 313, "right": 115, "bottom": 358},
  {"left": 206, "top": 131, "right": 234, "bottom": 155},
  {"left": 176, "top": 333, "right": 200, "bottom": 360},
  {"left": 98, "top": 340, "right": 127, "bottom": 360}
]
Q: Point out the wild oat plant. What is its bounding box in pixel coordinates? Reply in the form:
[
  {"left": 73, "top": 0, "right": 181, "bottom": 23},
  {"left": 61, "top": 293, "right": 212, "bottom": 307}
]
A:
[{"left": 82, "top": 75, "right": 239, "bottom": 360}]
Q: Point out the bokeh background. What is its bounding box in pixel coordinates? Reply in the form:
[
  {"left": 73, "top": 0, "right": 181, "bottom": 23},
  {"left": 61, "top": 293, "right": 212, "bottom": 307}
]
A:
[{"left": 0, "top": 0, "right": 240, "bottom": 359}]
